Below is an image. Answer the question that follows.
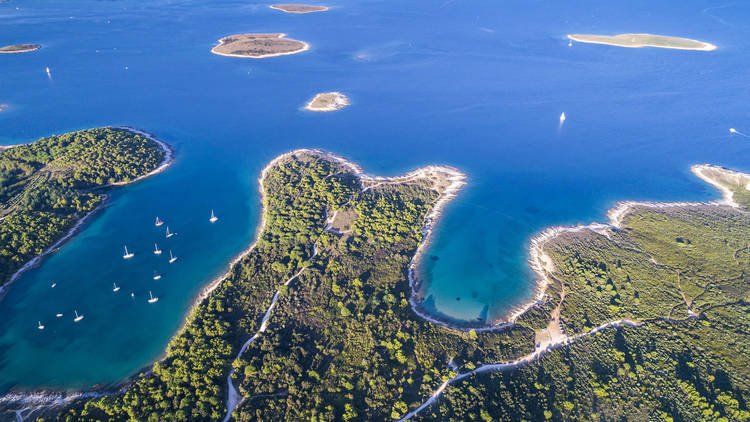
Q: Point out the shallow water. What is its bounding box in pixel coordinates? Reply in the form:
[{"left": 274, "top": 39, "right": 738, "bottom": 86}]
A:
[{"left": 1, "top": 0, "right": 749, "bottom": 392}]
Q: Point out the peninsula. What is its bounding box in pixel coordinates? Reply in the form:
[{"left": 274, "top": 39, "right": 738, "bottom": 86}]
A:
[
  {"left": 304, "top": 92, "right": 350, "bottom": 112},
  {"left": 0, "top": 127, "right": 171, "bottom": 295},
  {"left": 211, "top": 33, "right": 309, "bottom": 58},
  {"left": 0, "top": 44, "right": 41, "bottom": 54},
  {"left": 4, "top": 158, "right": 749, "bottom": 422},
  {"left": 270, "top": 4, "right": 328, "bottom": 13},
  {"left": 568, "top": 33, "right": 717, "bottom": 51}
]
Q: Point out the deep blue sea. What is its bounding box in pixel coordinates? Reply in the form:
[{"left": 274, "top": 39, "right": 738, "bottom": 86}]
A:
[{"left": 1, "top": 0, "right": 749, "bottom": 393}]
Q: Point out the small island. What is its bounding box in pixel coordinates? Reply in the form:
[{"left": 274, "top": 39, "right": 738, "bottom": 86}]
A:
[
  {"left": 304, "top": 92, "right": 350, "bottom": 112},
  {"left": 270, "top": 4, "right": 328, "bottom": 13},
  {"left": 0, "top": 44, "right": 41, "bottom": 54},
  {"left": 211, "top": 33, "right": 309, "bottom": 58},
  {"left": 568, "top": 33, "right": 717, "bottom": 51}
]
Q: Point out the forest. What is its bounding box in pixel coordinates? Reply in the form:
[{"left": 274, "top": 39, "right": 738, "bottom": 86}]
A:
[
  {"left": 26, "top": 155, "right": 750, "bottom": 421},
  {"left": 0, "top": 127, "right": 165, "bottom": 287}
]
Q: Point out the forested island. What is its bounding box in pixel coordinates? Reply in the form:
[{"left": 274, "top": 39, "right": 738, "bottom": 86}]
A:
[
  {"left": 270, "top": 4, "right": 329, "bottom": 13},
  {"left": 0, "top": 127, "right": 169, "bottom": 293},
  {"left": 211, "top": 34, "right": 309, "bottom": 58},
  {"left": 0, "top": 44, "right": 41, "bottom": 53},
  {"left": 3, "top": 155, "right": 749, "bottom": 422},
  {"left": 568, "top": 33, "right": 717, "bottom": 51}
]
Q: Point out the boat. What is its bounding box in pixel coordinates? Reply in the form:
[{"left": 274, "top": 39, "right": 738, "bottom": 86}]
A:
[
  {"left": 73, "top": 310, "right": 84, "bottom": 322},
  {"left": 154, "top": 243, "right": 162, "bottom": 255},
  {"left": 153, "top": 272, "right": 162, "bottom": 281},
  {"left": 131, "top": 292, "right": 135, "bottom": 298},
  {"left": 560, "top": 112, "right": 566, "bottom": 124},
  {"left": 165, "top": 226, "right": 175, "bottom": 238},
  {"left": 113, "top": 282, "right": 120, "bottom": 292},
  {"left": 568, "top": 40, "right": 573, "bottom": 47},
  {"left": 123, "top": 245, "right": 134, "bottom": 259},
  {"left": 155, "top": 216, "right": 163, "bottom": 227},
  {"left": 56, "top": 313, "right": 63, "bottom": 318},
  {"left": 148, "top": 291, "right": 159, "bottom": 304},
  {"left": 51, "top": 282, "right": 56, "bottom": 288},
  {"left": 169, "top": 250, "right": 177, "bottom": 263},
  {"left": 209, "top": 209, "right": 218, "bottom": 223},
  {"left": 38, "top": 321, "right": 45, "bottom": 330}
]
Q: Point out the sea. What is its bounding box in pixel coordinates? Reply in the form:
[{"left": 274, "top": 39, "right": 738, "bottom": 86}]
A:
[{"left": 1, "top": 0, "right": 749, "bottom": 394}]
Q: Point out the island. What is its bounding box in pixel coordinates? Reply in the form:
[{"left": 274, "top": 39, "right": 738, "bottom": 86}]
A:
[
  {"left": 270, "top": 4, "right": 329, "bottom": 13},
  {"left": 211, "top": 33, "right": 309, "bottom": 59},
  {"left": 0, "top": 127, "right": 171, "bottom": 297},
  {"left": 304, "top": 92, "right": 350, "bottom": 112},
  {"left": 0, "top": 44, "right": 41, "bottom": 54},
  {"left": 568, "top": 33, "right": 717, "bottom": 51},
  {"left": 3, "top": 157, "right": 749, "bottom": 422}
]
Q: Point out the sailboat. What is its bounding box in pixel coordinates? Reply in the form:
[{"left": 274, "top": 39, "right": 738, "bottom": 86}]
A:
[
  {"left": 123, "top": 245, "right": 134, "bottom": 259},
  {"left": 148, "top": 291, "right": 159, "bottom": 304},
  {"left": 559, "top": 112, "right": 566, "bottom": 124},
  {"left": 165, "top": 226, "right": 175, "bottom": 238},
  {"left": 154, "top": 243, "right": 162, "bottom": 255},
  {"left": 51, "top": 282, "right": 56, "bottom": 288},
  {"left": 169, "top": 250, "right": 177, "bottom": 263},
  {"left": 209, "top": 209, "right": 218, "bottom": 223},
  {"left": 38, "top": 321, "right": 45, "bottom": 330},
  {"left": 73, "top": 310, "right": 84, "bottom": 322},
  {"left": 56, "top": 313, "right": 63, "bottom": 318},
  {"left": 153, "top": 271, "right": 162, "bottom": 281},
  {"left": 113, "top": 282, "right": 120, "bottom": 292},
  {"left": 155, "top": 216, "right": 164, "bottom": 227}
]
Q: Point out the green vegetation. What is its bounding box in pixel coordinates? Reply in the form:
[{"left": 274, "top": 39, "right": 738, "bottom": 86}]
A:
[
  {"left": 0, "top": 127, "right": 165, "bottom": 287},
  {"left": 44, "top": 159, "right": 750, "bottom": 421},
  {"left": 60, "top": 151, "right": 534, "bottom": 421},
  {"left": 416, "top": 171, "right": 750, "bottom": 421}
]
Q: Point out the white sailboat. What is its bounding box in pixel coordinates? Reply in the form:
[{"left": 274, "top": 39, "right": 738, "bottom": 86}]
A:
[
  {"left": 154, "top": 243, "right": 162, "bottom": 255},
  {"left": 153, "top": 271, "right": 162, "bottom": 281},
  {"left": 169, "top": 250, "right": 177, "bottom": 263},
  {"left": 56, "top": 313, "right": 63, "bottom": 318},
  {"left": 148, "top": 291, "right": 159, "bottom": 304},
  {"left": 123, "top": 245, "right": 134, "bottom": 259},
  {"left": 155, "top": 216, "right": 164, "bottom": 227},
  {"left": 209, "top": 209, "right": 218, "bottom": 223},
  {"left": 51, "top": 282, "right": 56, "bottom": 288},
  {"left": 165, "top": 226, "right": 175, "bottom": 238},
  {"left": 113, "top": 282, "right": 120, "bottom": 292},
  {"left": 38, "top": 321, "right": 45, "bottom": 330},
  {"left": 73, "top": 310, "right": 84, "bottom": 322},
  {"left": 559, "top": 112, "right": 566, "bottom": 124}
]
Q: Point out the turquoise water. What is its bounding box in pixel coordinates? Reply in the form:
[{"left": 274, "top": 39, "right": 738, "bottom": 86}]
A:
[{"left": 1, "top": 0, "right": 749, "bottom": 393}]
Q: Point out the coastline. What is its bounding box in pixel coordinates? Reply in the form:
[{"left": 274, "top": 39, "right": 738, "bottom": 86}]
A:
[
  {"left": 522, "top": 164, "right": 743, "bottom": 331},
  {"left": 567, "top": 34, "right": 717, "bottom": 51},
  {"left": 210, "top": 34, "right": 310, "bottom": 59},
  {"left": 0, "top": 128, "right": 174, "bottom": 302}
]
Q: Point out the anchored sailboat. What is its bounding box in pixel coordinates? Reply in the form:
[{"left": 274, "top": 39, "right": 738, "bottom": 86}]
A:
[
  {"left": 56, "top": 313, "right": 63, "bottom": 318},
  {"left": 73, "top": 310, "right": 84, "bottom": 322},
  {"left": 155, "top": 216, "right": 164, "bottom": 227},
  {"left": 165, "top": 226, "right": 175, "bottom": 238},
  {"left": 123, "top": 245, "right": 134, "bottom": 259},
  {"left": 153, "top": 271, "right": 162, "bottom": 281},
  {"left": 169, "top": 250, "right": 177, "bottom": 263},
  {"left": 154, "top": 243, "right": 162, "bottom": 255},
  {"left": 38, "top": 321, "right": 45, "bottom": 330},
  {"left": 209, "top": 209, "right": 218, "bottom": 223},
  {"left": 51, "top": 282, "right": 56, "bottom": 288},
  {"left": 148, "top": 291, "right": 159, "bottom": 304},
  {"left": 113, "top": 282, "right": 120, "bottom": 292}
]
